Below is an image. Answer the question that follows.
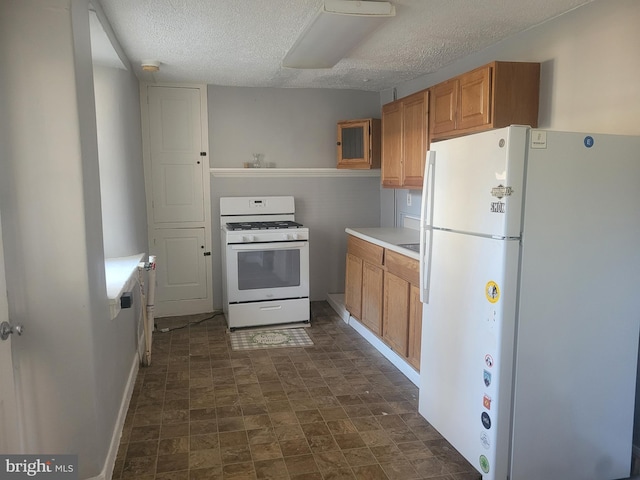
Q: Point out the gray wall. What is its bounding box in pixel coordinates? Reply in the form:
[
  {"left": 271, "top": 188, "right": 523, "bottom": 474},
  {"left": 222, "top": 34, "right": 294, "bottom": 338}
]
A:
[
  {"left": 208, "top": 86, "right": 381, "bottom": 168},
  {"left": 208, "top": 85, "right": 383, "bottom": 308},
  {"left": 0, "top": 0, "right": 147, "bottom": 477},
  {"left": 211, "top": 176, "right": 381, "bottom": 307}
]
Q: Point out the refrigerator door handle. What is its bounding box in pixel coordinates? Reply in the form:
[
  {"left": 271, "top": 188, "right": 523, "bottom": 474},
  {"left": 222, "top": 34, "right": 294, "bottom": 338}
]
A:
[{"left": 420, "top": 151, "right": 436, "bottom": 303}]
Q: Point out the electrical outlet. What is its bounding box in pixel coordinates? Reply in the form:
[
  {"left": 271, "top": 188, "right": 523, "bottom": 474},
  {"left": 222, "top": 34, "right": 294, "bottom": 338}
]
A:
[{"left": 406, "top": 192, "right": 412, "bottom": 206}]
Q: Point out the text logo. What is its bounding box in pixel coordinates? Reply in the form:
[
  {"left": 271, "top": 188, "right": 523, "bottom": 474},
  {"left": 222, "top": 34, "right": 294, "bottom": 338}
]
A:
[
  {"left": 490, "top": 202, "right": 506, "bottom": 213},
  {"left": 1, "top": 455, "right": 77, "bottom": 479}
]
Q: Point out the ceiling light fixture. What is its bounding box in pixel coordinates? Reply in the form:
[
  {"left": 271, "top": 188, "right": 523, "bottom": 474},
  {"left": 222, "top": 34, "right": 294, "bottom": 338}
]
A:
[
  {"left": 282, "top": 0, "right": 395, "bottom": 69},
  {"left": 141, "top": 60, "right": 160, "bottom": 72}
]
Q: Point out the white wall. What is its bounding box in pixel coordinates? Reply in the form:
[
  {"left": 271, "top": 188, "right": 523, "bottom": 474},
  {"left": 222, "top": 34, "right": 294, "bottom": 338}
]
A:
[
  {"left": 0, "top": 0, "right": 147, "bottom": 477},
  {"left": 94, "top": 66, "right": 147, "bottom": 258}
]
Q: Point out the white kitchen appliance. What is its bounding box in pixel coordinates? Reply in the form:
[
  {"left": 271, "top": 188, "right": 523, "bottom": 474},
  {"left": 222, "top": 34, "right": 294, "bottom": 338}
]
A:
[
  {"left": 418, "top": 126, "right": 640, "bottom": 480},
  {"left": 220, "top": 196, "right": 310, "bottom": 330}
]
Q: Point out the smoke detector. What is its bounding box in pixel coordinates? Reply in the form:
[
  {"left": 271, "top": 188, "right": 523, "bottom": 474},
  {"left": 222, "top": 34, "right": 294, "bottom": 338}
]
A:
[{"left": 141, "top": 60, "right": 160, "bottom": 72}]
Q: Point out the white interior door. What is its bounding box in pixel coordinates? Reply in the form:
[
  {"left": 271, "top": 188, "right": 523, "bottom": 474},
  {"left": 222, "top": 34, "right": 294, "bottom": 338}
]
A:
[
  {"left": 154, "top": 228, "right": 207, "bottom": 302},
  {"left": 0, "top": 212, "right": 21, "bottom": 452},
  {"left": 148, "top": 86, "right": 204, "bottom": 223}
]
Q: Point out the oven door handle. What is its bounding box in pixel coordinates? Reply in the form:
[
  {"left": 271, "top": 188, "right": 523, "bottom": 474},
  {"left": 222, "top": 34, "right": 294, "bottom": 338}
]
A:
[{"left": 229, "top": 241, "right": 308, "bottom": 251}]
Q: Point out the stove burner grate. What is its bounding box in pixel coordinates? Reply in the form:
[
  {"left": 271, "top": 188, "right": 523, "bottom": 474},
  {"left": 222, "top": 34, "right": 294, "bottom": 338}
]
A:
[{"left": 226, "top": 221, "right": 303, "bottom": 231}]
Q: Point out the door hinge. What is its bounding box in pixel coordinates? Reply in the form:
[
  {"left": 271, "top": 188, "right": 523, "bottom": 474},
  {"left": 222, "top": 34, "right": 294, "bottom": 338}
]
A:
[
  {"left": 200, "top": 152, "right": 207, "bottom": 156},
  {"left": 203, "top": 251, "right": 211, "bottom": 256}
]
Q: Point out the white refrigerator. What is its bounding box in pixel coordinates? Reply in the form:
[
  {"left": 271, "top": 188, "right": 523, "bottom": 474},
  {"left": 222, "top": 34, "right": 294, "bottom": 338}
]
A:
[{"left": 418, "top": 126, "right": 640, "bottom": 480}]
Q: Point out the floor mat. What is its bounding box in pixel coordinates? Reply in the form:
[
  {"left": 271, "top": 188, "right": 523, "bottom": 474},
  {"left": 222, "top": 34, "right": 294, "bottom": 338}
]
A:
[{"left": 230, "top": 328, "right": 313, "bottom": 351}]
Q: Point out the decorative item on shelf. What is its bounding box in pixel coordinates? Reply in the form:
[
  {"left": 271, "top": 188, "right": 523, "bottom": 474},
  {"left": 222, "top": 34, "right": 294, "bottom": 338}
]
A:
[{"left": 252, "top": 153, "right": 262, "bottom": 168}]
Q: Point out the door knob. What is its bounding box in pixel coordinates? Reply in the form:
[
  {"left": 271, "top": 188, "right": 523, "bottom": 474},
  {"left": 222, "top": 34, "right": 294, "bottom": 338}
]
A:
[{"left": 0, "top": 321, "right": 24, "bottom": 341}]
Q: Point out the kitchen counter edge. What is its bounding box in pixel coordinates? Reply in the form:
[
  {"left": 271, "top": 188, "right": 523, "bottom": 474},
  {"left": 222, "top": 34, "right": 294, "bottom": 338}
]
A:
[{"left": 345, "top": 227, "right": 420, "bottom": 260}]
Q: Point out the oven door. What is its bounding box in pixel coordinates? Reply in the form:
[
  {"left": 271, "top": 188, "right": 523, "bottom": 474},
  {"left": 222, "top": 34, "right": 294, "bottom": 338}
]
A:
[{"left": 226, "top": 241, "right": 309, "bottom": 303}]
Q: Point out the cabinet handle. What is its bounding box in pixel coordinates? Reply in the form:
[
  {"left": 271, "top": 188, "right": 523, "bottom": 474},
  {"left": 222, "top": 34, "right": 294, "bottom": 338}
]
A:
[{"left": 336, "top": 142, "right": 341, "bottom": 146}]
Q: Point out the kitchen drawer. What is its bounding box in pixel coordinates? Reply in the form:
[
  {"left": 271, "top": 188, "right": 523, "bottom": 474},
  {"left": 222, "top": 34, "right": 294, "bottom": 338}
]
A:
[
  {"left": 385, "top": 249, "right": 419, "bottom": 285},
  {"left": 347, "top": 235, "right": 384, "bottom": 266}
]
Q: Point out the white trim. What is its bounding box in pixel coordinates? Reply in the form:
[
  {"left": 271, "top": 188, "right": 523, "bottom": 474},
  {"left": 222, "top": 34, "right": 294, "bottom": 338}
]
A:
[
  {"left": 86, "top": 348, "right": 141, "bottom": 480},
  {"left": 105, "top": 253, "right": 145, "bottom": 320},
  {"left": 326, "top": 293, "right": 350, "bottom": 324},
  {"left": 211, "top": 168, "right": 380, "bottom": 178},
  {"left": 348, "top": 316, "right": 419, "bottom": 386}
]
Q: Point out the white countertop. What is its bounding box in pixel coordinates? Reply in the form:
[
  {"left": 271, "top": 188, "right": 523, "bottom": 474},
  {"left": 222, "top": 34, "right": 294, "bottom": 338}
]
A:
[{"left": 345, "top": 227, "right": 420, "bottom": 260}]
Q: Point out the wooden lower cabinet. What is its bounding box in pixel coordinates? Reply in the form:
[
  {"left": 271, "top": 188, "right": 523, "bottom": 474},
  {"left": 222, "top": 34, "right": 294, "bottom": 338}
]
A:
[
  {"left": 345, "top": 234, "right": 422, "bottom": 371},
  {"left": 407, "top": 285, "right": 422, "bottom": 370},
  {"left": 383, "top": 272, "right": 409, "bottom": 356},
  {"left": 361, "top": 262, "right": 384, "bottom": 335},
  {"left": 344, "top": 253, "right": 363, "bottom": 320}
]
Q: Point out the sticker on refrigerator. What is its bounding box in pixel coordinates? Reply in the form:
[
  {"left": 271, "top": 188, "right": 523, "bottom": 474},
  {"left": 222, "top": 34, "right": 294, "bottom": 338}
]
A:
[
  {"left": 481, "top": 412, "right": 492, "bottom": 429},
  {"left": 484, "top": 370, "right": 492, "bottom": 387},
  {"left": 485, "top": 281, "right": 500, "bottom": 303},
  {"left": 480, "top": 432, "right": 491, "bottom": 450},
  {"left": 490, "top": 184, "right": 513, "bottom": 199},
  {"left": 584, "top": 136, "right": 594, "bottom": 148},
  {"left": 479, "top": 455, "right": 491, "bottom": 474},
  {"left": 484, "top": 354, "right": 494, "bottom": 368},
  {"left": 531, "top": 130, "right": 547, "bottom": 149},
  {"left": 483, "top": 394, "right": 492, "bottom": 410}
]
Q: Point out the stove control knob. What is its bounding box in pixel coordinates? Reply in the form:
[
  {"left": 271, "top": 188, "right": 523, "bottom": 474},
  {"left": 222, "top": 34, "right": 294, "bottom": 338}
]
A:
[
  {"left": 243, "top": 235, "right": 255, "bottom": 242},
  {"left": 292, "top": 233, "right": 300, "bottom": 240},
  {"left": 282, "top": 233, "right": 292, "bottom": 240}
]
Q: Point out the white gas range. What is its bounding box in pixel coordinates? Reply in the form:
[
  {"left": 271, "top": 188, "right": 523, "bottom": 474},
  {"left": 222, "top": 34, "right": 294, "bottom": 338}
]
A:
[{"left": 220, "top": 196, "right": 310, "bottom": 330}]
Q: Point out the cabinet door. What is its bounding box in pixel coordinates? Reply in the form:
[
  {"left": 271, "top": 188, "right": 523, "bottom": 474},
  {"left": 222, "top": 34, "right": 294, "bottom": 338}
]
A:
[
  {"left": 383, "top": 272, "right": 409, "bottom": 356},
  {"left": 458, "top": 65, "right": 491, "bottom": 131},
  {"left": 407, "top": 284, "right": 422, "bottom": 370},
  {"left": 401, "top": 91, "right": 428, "bottom": 188},
  {"left": 154, "top": 228, "right": 207, "bottom": 301},
  {"left": 381, "top": 101, "right": 403, "bottom": 188},
  {"left": 361, "top": 262, "right": 384, "bottom": 335},
  {"left": 430, "top": 79, "right": 458, "bottom": 138},
  {"left": 345, "top": 253, "right": 363, "bottom": 320},
  {"left": 148, "top": 86, "right": 205, "bottom": 223},
  {"left": 337, "top": 119, "right": 371, "bottom": 169}
]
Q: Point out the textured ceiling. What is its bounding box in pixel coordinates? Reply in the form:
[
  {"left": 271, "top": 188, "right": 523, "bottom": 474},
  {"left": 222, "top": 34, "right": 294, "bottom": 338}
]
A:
[{"left": 96, "top": 0, "right": 593, "bottom": 91}]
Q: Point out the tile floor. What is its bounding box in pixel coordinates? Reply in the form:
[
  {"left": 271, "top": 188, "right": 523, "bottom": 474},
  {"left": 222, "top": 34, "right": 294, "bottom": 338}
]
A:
[{"left": 112, "top": 301, "right": 481, "bottom": 480}]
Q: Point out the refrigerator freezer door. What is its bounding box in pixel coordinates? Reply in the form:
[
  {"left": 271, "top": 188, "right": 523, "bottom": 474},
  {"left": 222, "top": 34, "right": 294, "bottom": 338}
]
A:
[
  {"left": 419, "top": 229, "right": 519, "bottom": 480},
  {"left": 430, "top": 126, "right": 528, "bottom": 238}
]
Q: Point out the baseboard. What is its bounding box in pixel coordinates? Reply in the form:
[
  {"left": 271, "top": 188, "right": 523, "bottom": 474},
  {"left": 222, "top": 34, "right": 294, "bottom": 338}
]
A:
[
  {"left": 348, "top": 316, "right": 420, "bottom": 386},
  {"left": 85, "top": 347, "right": 140, "bottom": 480},
  {"left": 326, "top": 293, "right": 349, "bottom": 323}
]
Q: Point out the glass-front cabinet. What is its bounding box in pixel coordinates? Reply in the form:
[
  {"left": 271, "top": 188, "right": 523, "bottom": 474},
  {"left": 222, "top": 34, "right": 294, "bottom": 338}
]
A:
[{"left": 336, "top": 118, "right": 381, "bottom": 169}]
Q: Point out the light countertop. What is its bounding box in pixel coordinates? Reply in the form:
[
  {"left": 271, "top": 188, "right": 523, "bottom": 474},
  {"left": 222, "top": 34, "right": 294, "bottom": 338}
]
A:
[{"left": 345, "top": 227, "right": 420, "bottom": 260}]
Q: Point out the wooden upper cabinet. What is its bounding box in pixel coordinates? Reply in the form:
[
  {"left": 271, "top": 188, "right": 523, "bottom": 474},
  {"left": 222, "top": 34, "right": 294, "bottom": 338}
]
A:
[
  {"left": 430, "top": 61, "right": 540, "bottom": 141},
  {"left": 430, "top": 79, "right": 458, "bottom": 137},
  {"left": 458, "top": 65, "right": 491, "bottom": 131},
  {"left": 381, "top": 101, "right": 403, "bottom": 188},
  {"left": 401, "top": 91, "right": 429, "bottom": 188},
  {"left": 381, "top": 90, "right": 429, "bottom": 189},
  {"left": 337, "top": 118, "right": 381, "bottom": 169}
]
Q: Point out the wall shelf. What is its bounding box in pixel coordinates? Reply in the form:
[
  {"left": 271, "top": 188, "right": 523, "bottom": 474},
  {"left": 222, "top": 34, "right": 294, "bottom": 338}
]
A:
[{"left": 210, "top": 168, "right": 380, "bottom": 178}]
